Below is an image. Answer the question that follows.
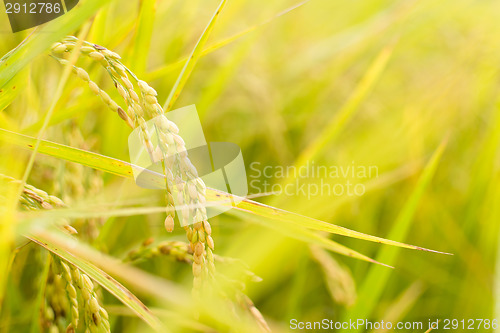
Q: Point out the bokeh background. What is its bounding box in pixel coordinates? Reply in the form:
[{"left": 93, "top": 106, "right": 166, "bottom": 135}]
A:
[{"left": 1, "top": 0, "right": 500, "bottom": 331}]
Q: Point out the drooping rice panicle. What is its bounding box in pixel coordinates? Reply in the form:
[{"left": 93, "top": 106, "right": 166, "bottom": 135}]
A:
[
  {"left": 0, "top": 174, "right": 77, "bottom": 235},
  {"left": 50, "top": 38, "right": 216, "bottom": 293},
  {"left": 52, "top": 257, "right": 80, "bottom": 332},
  {"left": 125, "top": 240, "right": 193, "bottom": 264}
]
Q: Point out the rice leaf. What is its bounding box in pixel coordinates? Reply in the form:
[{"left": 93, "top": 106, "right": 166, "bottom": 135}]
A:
[
  {"left": 17, "top": 201, "right": 385, "bottom": 267},
  {"left": 295, "top": 42, "right": 396, "bottom": 166},
  {"left": 29, "top": 253, "right": 51, "bottom": 333},
  {"left": 272, "top": 41, "right": 397, "bottom": 207},
  {"left": 0, "top": 128, "right": 450, "bottom": 254}
]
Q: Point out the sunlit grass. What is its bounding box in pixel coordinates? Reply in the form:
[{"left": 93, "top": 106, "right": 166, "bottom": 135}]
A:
[{"left": 1, "top": 0, "right": 499, "bottom": 332}]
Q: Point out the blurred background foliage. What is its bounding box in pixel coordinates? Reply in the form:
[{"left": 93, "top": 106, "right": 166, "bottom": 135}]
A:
[{"left": 1, "top": 0, "right": 500, "bottom": 332}]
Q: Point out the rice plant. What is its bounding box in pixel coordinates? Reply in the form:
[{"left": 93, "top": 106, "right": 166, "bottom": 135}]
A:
[{"left": 1, "top": 0, "right": 499, "bottom": 332}]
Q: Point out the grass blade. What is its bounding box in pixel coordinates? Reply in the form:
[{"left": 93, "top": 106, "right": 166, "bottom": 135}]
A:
[
  {"left": 341, "top": 139, "right": 448, "bottom": 332},
  {"left": 0, "top": 128, "right": 450, "bottom": 253},
  {"left": 163, "top": 0, "right": 228, "bottom": 111},
  {"left": 19, "top": 202, "right": 391, "bottom": 266},
  {"left": 0, "top": 128, "right": 134, "bottom": 177},
  {"left": 146, "top": 0, "right": 309, "bottom": 82},
  {"left": 272, "top": 41, "right": 397, "bottom": 206},
  {"left": 24, "top": 229, "right": 259, "bottom": 333},
  {"left": 130, "top": 0, "right": 156, "bottom": 75},
  {"left": 16, "top": 197, "right": 384, "bottom": 267},
  {"left": 15, "top": 194, "right": 385, "bottom": 267},
  {"left": 297, "top": 42, "right": 396, "bottom": 166}
]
